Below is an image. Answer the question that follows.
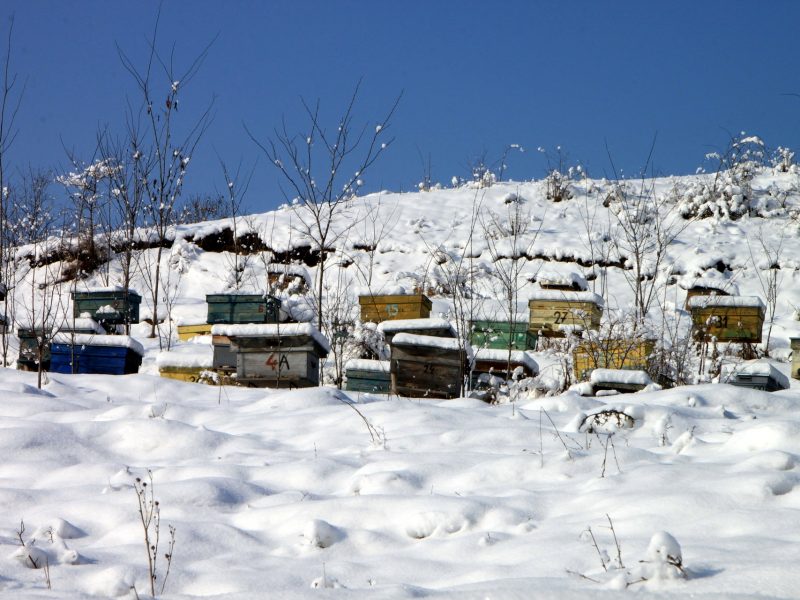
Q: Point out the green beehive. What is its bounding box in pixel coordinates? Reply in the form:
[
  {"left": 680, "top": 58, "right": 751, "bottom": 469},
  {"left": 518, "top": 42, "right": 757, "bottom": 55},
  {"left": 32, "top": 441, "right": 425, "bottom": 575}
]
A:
[
  {"left": 71, "top": 288, "right": 141, "bottom": 326},
  {"left": 206, "top": 294, "right": 281, "bottom": 325},
  {"left": 470, "top": 320, "right": 537, "bottom": 350},
  {"left": 17, "top": 328, "right": 51, "bottom": 371}
]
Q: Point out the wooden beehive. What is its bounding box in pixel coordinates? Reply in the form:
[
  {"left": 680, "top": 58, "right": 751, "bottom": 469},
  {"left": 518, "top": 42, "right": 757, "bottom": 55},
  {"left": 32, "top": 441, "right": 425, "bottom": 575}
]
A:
[
  {"left": 590, "top": 368, "right": 653, "bottom": 394},
  {"left": 528, "top": 290, "right": 603, "bottom": 337},
  {"left": 71, "top": 288, "right": 141, "bottom": 326},
  {"left": 212, "top": 334, "right": 237, "bottom": 369},
  {"left": 206, "top": 293, "right": 281, "bottom": 325},
  {"left": 471, "top": 348, "right": 539, "bottom": 387},
  {"left": 157, "top": 345, "right": 227, "bottom": 384},
  {"left": 16, "top": 328, "right": 51, "bottom": 372},
  {"left": 688, "top": 295, "right": 765, "bottom": 343},
  {"left": 213, "top": 323, "right": 330, "bottom": 388},
  {"left": 345, "top": 359, "right": 391, "bottom": 393},
  {"left": 390, "top": 332, "right": 466, "bottom": 399},
  {"left": 378, "top": 317, "right": 454, "bottom": 345},
  {"left": 790, "top": 337, "right": 800, "bottom": 380},
  {"left": 177, "top": 323, "right": 212, "bottom": 341},
  {"left": 359, "top": 294, "right": 431, "bottom": 324},
  {"left": 573, "top": 338, "right": 655, "bottom": 382},
  {"left": 721, "top": 360, "right": 789, "bottom": 392},
  {"left": 50, "top": 333, "right": 143, "bottom": 375},
  {"left": 470, "top": 319, "right": 537, "bottom": 350}
]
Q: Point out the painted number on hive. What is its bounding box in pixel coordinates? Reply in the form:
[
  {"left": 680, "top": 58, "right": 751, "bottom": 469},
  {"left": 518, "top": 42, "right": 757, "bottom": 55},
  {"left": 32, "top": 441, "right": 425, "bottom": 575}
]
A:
[
  {"left": 266, "top": 354, "right": 291, "bottom": 371},
  {"left": 552, "top": 311, "right": 567, "bottom": 324},
  {"left": 386, "top": 303, "right": 400, "bottom": 317},
  {"left": 423, "top": 363, "right": 435, "bottom": 375}
]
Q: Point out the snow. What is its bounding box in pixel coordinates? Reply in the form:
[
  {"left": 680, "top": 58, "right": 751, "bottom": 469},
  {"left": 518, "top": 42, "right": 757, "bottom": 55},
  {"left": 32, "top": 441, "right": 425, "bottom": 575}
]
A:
[
  {"left": 345, "top": 359, "right": 390, "bottom": 373},
  {"left": 590, "top": 368, "right": 653, "bottom": 386},
  {"left": 378, "top": 317, "right": 453, "bottom": 334},
  {"left": 686, "top": 294, "right": 766, "bottom": 310},
  {"left": 0, "top": 369, "right": 798, "bottom": 597},
  {"left": 156, "top": 345, "right": 214, "bottom": 368},
  {"left": 536, "top": 269, "right": 588, "bottom": 291},
  {"left": 528, "top": 289, "right": 604, "bottom": 306},
  {"left": 51, "top": 333, "right": 145, "bottom": 356},
  {"left": 391, "top": 332, "right": 466, "bottom": 352},
  {"left": 210, "top": 323, "right": 330, "bottom": 352},
  {"left": 57, "top": 318, "right": 106, "bottom": 334},
  {"left": 473, "top": 347, "right": 538, "bottom": 372},
  {"left": 73, "top": 286, "right": 141, "bottom": 296}
]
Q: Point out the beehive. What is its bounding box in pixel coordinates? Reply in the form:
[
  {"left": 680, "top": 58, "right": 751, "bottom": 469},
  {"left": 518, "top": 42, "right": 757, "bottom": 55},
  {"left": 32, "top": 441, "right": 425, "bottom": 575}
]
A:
[
  {"left": 590, "top": 368, "right": 653, "bottom": 394},
  {"left": 790, "top": 337, "right": 800, "bottom": 380},
  {"left": 17, "top": 328, "right": 51, "bottom": 372},
  {"left": 390, "top": 333, "right": 466, "bottom": 399},
  {"left": 157, "top": 345, "right": 224, "bottom": 384},
  {"left": 345, "top": 359, "right": 391, "bottom": 393},
  {"left": 528, "top": 290, "right": 603, "bottom": 337},
  {"left": 359, "top": 294, "right": 431, "bottom": 324},
  {"left": 721, "top": 360, "right": 789, "bottom": 392},
  {"left": 71, "top": 288, "right": 141, "bottom": 326},
  {"left": 50, "top": 333, "right": 143, "bottom": 375},
  {"left": 470, "top": 319, "right": 537, "bottom": 350},
  {"left": 688, "top": 295, "right": 765, "bottom": 343},
  {"left": 377, "top": 317, "right": 454, "bottom": 345},
  {"left": 177, "top": 323, "right": 213, "bottom": 341},
  {"left": 572, "top": 338, "right": 655, "bottom": 381},
  {"left": 206, "top": 293, "right": 281, "bottom": 325},
  {"left": 212, "top": 323, "right": 330, "bottom": 388},
  {"left": 471, "top": 348, "right": 538, "bottom": 387}
]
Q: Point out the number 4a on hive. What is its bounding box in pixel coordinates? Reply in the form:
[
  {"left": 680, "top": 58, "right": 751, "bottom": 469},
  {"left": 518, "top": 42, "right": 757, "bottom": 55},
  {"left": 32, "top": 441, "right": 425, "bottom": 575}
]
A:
[{"left": 266, "top": 354, "right": 291, "bottom": 370}]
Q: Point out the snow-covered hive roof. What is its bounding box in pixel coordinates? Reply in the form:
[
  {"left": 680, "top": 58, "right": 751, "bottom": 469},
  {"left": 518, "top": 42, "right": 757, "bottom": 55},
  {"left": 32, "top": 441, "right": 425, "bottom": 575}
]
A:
[
  {"left": 210, "top": 323, "right": 330, "bottom": 353},
  {"left": 51, "top": 333, "right": 145, "bottom": 356}
]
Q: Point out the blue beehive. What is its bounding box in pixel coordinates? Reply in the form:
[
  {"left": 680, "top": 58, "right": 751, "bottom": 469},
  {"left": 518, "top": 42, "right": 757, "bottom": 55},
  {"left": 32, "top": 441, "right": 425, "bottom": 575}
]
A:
[{"left": 50, "top": 333, "right": 144, "bottom": 375}]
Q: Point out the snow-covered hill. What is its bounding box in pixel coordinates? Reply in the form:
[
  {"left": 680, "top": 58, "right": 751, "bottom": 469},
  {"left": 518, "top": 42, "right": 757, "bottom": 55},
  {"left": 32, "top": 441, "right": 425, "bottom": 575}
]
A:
[{"left": 2, "top": 163, "right": 800, "bottom": 597}]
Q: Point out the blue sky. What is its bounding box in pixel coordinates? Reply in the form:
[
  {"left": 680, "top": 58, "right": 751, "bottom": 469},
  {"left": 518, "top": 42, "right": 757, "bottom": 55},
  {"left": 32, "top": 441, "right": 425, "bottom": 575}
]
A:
[{"left": 3, "top": 1, "right": 800, "bottom": 212}]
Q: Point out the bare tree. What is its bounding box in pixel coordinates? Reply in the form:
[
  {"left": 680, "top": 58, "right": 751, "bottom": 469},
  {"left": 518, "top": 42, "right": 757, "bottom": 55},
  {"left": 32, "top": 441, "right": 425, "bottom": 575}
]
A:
[
  {"left": 117, "top": 10, "right": 214, "bottom": 338},
  {"left": 348, "top": 195, "right": 400, "bottom": 290},
  {"left": 480, "top": 192, "right": 543, "bottom": 378},
  {"left": 14, "top": 179, "right": 65, "bottom": 388},
  {"left": 57, "top": 153, "right": 119, "bottom": 280},
  {"left": 0, "top": 17, "right": 24, "bottom": 365},
  {"left": 606, "top": 144, "right": 691, "bottom": 328},
  {"left": 98, "top": 125, "right": 147, "bottom": 334},
  {"left": 747, "top": 224, "right": 785, "bottom": 355},
  {"left": 418, "top": 189, "right": 485, "bottom": 394},
  {"left": 247, "top": 81, "right": 401, "bottom": 329},
  {"left": 218, "top": 159, "right": 256, "bottom": 291}
]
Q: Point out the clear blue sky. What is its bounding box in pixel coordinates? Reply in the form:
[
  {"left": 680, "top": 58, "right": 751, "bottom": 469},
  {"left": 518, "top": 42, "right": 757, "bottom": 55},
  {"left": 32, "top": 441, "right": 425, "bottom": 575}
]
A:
[{"left": 3, "top": 1, "right": 800, "bottom": 212}]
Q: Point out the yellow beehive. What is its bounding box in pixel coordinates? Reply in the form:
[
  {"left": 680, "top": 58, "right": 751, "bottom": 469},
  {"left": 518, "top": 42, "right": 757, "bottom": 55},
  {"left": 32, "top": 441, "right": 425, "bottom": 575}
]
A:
[
  {"left": 359, "top": 294, "right": 432, "bottom": 324},
  {"left": 528, "top": 290, "right": 603, "bottom": 337},
  {"left": 688, "top": 295, "right": 765, "bottom": 343},
  {"left": 177, "top": 323, "right": 212, "bottom": 341},
  {"left": 573, "top": 338, "right": 655, "bottom": 381}
]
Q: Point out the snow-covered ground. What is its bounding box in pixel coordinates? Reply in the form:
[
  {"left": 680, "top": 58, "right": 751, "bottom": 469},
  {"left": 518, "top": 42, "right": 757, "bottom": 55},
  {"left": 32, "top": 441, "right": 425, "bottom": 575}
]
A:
[{"left": 1, "top": 368, "right": 800, "bottom": 598}]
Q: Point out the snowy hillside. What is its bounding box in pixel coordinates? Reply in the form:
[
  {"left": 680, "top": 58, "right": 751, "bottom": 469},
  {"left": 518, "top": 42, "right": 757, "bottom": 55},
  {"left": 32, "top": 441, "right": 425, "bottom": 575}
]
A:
[{"left": 2, "top": 161, "right": 800, "bottom": 597}]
